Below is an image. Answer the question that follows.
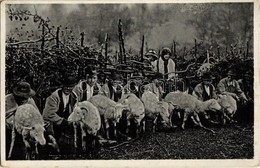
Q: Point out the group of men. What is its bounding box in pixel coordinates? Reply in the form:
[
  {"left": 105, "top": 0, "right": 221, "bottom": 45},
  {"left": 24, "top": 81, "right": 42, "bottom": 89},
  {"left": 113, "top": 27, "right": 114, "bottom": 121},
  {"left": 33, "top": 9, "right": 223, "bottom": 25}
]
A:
[{"left": 5, "top": 47, "right": 253, "bottom": 157}]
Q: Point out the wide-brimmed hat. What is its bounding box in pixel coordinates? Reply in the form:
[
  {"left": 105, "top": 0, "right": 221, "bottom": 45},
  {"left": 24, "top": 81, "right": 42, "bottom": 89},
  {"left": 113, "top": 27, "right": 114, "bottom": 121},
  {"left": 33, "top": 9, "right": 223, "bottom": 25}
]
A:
[
  {"left": 130, "top": 72, "right": 143, "bottom": 79},
  {"left": 111, "top": 73, "right": 123, "bottom": 81},
  {"left": 13, "top": 81, "right": 35, "bottom": 98},
  {"left": 227, "top": 70, "right": 236, "bottom": 76},
  {"left": 145, "top": 49, "right": 158, "bottom": 59},
  {"left": 202, "top": 72, "right": 215, "bottom": 81},
  {"left": 244, "top": 70, "right": 252, "bottom": 78},
  {"left": 85, "top": 66, "right": 97, "bottom": 77},
  {"left": 62, "top": 76, "right": 78, "bottom": 87},
  {"left": 150, "top": 73, "right": 164, "bottom": 80}
]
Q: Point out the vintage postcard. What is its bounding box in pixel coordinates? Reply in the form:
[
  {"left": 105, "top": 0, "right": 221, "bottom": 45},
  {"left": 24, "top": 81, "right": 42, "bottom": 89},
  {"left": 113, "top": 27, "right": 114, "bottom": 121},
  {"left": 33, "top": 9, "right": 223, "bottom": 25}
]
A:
[{"left": 0, "top": 0, "right": 259, "bottom": 167}]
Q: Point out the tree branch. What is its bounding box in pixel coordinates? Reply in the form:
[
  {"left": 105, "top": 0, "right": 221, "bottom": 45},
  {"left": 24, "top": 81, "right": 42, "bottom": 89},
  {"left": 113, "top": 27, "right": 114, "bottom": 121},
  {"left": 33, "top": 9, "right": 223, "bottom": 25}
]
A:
[{"left": 7, "top": 37, "right": 55, "bottom": 46}]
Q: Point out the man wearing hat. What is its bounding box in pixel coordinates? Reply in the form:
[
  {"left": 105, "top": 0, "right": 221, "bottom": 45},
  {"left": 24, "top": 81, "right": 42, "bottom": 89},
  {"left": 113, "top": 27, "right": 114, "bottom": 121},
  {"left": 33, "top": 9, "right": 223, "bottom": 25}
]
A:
[
  {"left": 74, "top": 66, "right": 101, "bottom": 102},
  {"left": 217, "top": 69, "right": 247, "bottom": 102},
  {"left": 100, "top": 73, "right": 124, "bottom": 102},
  {"left": 124, "top": 72, "right": 143, "bottom": 97},
  {"left": 5, "top": 81, "right": 38, "bottom": 159},
  {"left": 6, "top": 81, "right": 38, "bottom": 130},
  {"left": 192, "top": 72, "right": 217, "bottom": 101},
  {"left": 42, "top": 75, "right": 78, "bottom": 142},
  {"left": 143, "top": 73, "right": 165, "bottom": 101}
]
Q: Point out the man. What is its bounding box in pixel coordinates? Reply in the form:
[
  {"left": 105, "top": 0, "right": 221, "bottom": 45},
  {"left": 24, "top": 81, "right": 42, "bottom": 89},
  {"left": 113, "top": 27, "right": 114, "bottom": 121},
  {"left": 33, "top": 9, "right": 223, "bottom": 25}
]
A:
[
  {"left": 124, "top": 72, "right": 143, "bottom": 98},
  {"left": 100, "top": 73, "right": 124, "bottom": 102},
  {"left": 237, "top": 70, "right": 254, "bottom": 123},
  {"left": 43, "top": 75, "right": 78, "bottom": 143},
  {"left": 143, "top": 73, "right": 164, "bottom": 101},
  {"left": 217, "top": 69, "right": 247, "bottom": 103},
  {"left": 74, "top": 66, "right": 101, "bottom": 102},
  {"left": 5, "top": 82, "right": 38, "bottom": 159},
  {"left": 6, "top": 81, "right": 38, "bottom": 130},
  {"left": 193, "top": 72, "right": 217, "bottom": 101}
]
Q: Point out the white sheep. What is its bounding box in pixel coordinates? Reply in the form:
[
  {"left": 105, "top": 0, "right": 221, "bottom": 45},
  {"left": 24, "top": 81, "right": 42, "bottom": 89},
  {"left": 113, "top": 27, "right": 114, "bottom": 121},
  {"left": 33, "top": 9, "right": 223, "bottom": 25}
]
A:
[
  {"left": 8, "top": 104, "right": 46, "bottom": 160},
  {"left": 68, "top": 101, "right": 101, "bottom": 151},
  {"left": 164, "top": 91, "right": 221, "bottom": 133},
  {"left": 217, "top": 94, "right": 237, "bottom": 124},
  {"left": 89, "top": 94, "right": 129, "bottom": 139},
  {"left": 119, "top": 93, "right": 145, "bottom": 137},
  {"left": 141, "top": 91, "right": 175, "bottom": 132}
]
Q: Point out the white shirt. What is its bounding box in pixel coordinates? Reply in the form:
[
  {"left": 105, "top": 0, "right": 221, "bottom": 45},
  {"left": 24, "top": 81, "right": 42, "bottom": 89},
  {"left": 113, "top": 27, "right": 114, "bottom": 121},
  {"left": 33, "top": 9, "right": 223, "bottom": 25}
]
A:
[
  {"left": 62, "top": 93, "right": 70, "bottom": 109},
  {"left": 204, "top": 85, "right": 210, "bottom": 96},
  {"left": 86, "top": 83, "right": 94, "bottom": 101}
]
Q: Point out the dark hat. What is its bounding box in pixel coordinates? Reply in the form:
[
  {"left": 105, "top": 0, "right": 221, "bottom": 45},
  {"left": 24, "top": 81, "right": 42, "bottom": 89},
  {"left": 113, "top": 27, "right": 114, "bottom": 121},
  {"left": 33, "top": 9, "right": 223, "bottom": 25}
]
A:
[
  {"left": 111, "top": 73, "right": 123, "bottom": 81},
  {"left": 244, "top": 70, "right": 253, "bottom": 78},
  {"left": 62, "top": 76, "right": 78, "bottom": 87},
  {"left": 13, "top": 81, "right": 35, "bottom": 98},
  {"left": 131, "top": 72, "right": 143, "bottom": 79},
  {"left": 145, "top": 49, "right": 158, "bottom": 58},
  {"left": 202, "top": 72, "right": 215, "bottom": 80},
  {"left": 161, "top": 47, "right": 171, "bottom": 56},
  {"left": 227, "top": 70, "right": 236, "bottom": 76},
  {"left": 85, "top": 66, "right": 97, "bottom": 77},
  {"left": 151, "top": 73, "right": 164, "bottom": 80}
]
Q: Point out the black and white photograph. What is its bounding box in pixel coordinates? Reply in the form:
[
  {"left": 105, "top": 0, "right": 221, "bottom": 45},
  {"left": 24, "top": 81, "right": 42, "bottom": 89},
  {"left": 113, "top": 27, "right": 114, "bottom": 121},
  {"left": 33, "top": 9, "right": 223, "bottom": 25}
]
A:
[{"left": 0, "top": 0, "right": 259, "bottom": 167}]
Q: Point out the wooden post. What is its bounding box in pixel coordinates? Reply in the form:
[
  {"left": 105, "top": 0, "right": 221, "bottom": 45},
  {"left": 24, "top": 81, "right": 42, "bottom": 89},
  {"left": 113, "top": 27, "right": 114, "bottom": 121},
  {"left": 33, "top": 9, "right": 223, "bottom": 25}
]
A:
[
  {"left": 157, "top": 50, "right": 160, "bottom": 73},
  {"left": 56, "top": 26, "right": 60, "bottom": 48},
  {"left": 80, "top": 32, "right": 85, "bottom": 47},
  {"left": 41, "top": 24, "right": 45, "bottom": 52},
  {"left": 105, "top": 33, "right": 108, "bottom": 68},
  {"left": 140, "top": 35, "right": 144, "bottom": 62},
  {"left": 174, "top": 41, "right": 177, "bottom": 60},
  {"left": 183, "top": 46, "right": 186, "bottom": 64},
  {"left": 217, "top": 45, "right": 220, "bottom": 60},
  {"left": 207, "top": 50, "right": 209, "bottom": 63},
  {"left": 194, "top": 39, "right": 197, "bottom": 67},
  {"left": 246, "top": 41, "right": 249, "bottom": 59}
]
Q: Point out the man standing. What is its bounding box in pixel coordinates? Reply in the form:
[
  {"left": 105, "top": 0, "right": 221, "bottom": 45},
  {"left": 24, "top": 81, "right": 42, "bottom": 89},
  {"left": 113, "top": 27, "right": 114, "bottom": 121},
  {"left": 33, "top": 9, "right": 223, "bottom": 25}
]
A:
[
  {"left": 42, "top": 75, "right": 78, "bottom": 144},
  {"left": 74, "top": 66, "right": 101, "bottom": 102},
  {"left": 192, "top": 72, "right": 217, "bottom": 101}
]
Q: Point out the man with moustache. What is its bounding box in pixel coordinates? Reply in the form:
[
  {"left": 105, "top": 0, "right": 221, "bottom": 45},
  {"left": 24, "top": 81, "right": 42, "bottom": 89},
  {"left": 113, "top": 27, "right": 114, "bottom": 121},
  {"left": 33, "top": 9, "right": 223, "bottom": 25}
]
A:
[{"left": 43, "top": 75, "right": 78, "bottom": 143}]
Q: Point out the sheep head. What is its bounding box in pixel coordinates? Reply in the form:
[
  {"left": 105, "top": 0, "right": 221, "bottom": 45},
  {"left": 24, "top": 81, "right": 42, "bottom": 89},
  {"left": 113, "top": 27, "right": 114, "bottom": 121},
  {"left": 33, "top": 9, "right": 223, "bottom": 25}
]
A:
[
  {"left": 156, "top": 102, "right": 170, "bottom": 123},
  {"left": 26, "top": 124, "right": 46, "bottom": 146},
  {"left": 205, "top": 99, "right": 222, "bottom": 112},
  {"left": 68, "top": 106, "right": 85, "bottom": 123}
]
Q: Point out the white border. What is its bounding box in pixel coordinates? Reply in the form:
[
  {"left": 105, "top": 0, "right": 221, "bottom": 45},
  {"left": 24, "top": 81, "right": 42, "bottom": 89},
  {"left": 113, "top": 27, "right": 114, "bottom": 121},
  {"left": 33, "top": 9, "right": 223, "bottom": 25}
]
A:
[{"left": 1, "top": 0, "right": 259, "bottom": 168}]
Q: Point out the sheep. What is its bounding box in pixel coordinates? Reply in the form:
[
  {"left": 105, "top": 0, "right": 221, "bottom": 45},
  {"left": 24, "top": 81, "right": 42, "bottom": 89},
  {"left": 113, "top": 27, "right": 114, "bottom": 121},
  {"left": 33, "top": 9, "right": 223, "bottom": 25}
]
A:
[
  {"left": 217, "top": 94, "right": 237, "bottom": 124},
  {"left": 68, "top": 101, "right": 101, "bottom": 152},
  {"left": 118, "top": 93, "right": 145, "bottom": 137},
  {"left": 141, "top": 91, "right": 175, "bottom": 132},
  {"left": 8, "top": 104, "right": 46, "bottom": 160},
  {"left": 164, "top": 91, "right": 221, "bottom": 133},
  {"left": 89, "top": 95, "right": 129, "bottom": 140}
]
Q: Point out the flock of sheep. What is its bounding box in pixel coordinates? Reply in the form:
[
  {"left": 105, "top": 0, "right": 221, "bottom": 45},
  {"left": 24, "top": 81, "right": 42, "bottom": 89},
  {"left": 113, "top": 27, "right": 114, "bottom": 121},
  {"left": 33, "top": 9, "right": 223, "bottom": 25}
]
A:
[{"left": 8, "top": 90, "right": 237, "bottom": 159}]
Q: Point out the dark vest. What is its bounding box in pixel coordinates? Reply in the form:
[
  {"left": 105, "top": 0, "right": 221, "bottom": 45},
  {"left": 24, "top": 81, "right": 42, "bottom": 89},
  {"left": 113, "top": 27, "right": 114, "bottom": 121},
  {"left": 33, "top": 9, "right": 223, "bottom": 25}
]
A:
[
  {"left": 56, "top": 90, "right": 74, "bottom": 119},
  {"left": 201, "top": 83, "right": 214, "bottom": 101}
]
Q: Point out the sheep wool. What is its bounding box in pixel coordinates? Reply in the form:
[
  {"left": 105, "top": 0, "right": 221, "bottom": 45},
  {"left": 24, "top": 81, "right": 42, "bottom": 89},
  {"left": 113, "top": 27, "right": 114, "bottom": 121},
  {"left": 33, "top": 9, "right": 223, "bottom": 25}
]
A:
[{"left": 68, "top": 101, "right": 101, "bottom": 135}]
